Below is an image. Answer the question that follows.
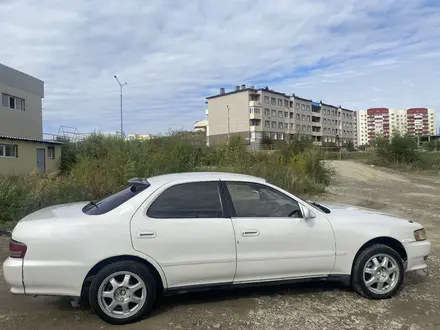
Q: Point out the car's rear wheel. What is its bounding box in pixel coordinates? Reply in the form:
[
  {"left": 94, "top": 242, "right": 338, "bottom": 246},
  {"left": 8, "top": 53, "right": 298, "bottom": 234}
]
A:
[
  {"left": 352, "top": 244, "right": 404, "bottom": 299},
  {"left": 89, "top": 261, "right": 156, "bottom": 325}
]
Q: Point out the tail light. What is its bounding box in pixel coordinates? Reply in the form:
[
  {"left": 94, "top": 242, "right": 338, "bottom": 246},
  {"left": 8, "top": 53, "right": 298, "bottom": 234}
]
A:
[{"left": 9, "top": 239, "right": 27, "bottom": 258}]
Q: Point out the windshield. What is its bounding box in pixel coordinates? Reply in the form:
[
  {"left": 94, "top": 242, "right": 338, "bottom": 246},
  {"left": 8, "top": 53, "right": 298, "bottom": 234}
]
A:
[{"left": 83, "top": 180, "right": 150, "bottom": 215}]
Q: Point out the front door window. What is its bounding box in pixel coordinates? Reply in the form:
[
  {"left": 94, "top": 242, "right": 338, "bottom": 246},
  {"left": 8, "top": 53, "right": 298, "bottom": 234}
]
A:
[{"left": 226, "top": 182, "right": 302, "bottom": 218}]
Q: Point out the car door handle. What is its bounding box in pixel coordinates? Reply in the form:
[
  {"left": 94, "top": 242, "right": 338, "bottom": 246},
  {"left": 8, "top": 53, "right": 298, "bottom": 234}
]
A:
[
  {"left": 137, "top": 231, "right": 156, "bottom": 239},
  {"left": 241, "top": 229, "right": 260, "bottom": 237}
]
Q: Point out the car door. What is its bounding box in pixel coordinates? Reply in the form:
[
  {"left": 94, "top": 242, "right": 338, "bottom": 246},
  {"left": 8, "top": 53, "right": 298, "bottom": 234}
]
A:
[
  {"left": 223, "top": 181, "right": 335, "bottom": 283},
  {"left": 130, "top": 180, "right": 237, "bottom": 289}
]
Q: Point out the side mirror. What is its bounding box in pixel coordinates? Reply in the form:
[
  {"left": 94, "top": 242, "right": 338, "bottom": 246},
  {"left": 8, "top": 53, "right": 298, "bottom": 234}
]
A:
[{"left": 303, "top": 207, "right": 316, "bottom": 220}]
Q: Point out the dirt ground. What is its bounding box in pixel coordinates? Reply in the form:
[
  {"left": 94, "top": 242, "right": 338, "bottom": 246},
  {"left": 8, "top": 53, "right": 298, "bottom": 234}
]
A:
[{"left": 1, "top": 160, "right": 440, "bottom": 329}]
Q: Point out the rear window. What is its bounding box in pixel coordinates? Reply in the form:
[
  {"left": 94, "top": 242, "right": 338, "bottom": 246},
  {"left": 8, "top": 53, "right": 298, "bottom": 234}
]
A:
[{"left": 83, "top": 180, "right": 150, "bottom": 215}]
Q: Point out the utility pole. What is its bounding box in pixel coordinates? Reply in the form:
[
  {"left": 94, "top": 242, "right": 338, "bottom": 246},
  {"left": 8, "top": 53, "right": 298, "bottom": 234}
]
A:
[
  {"left": 226, "top": 104, "right": 230, "bottom": 145},
  {"left": 114, "top": 75, "right": 127, "bottom": 138}
]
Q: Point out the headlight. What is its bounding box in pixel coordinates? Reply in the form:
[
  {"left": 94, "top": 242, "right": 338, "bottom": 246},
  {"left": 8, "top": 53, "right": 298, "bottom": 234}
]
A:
[{"left": 414, "top": 228, "right": 427, "bottom": 241}]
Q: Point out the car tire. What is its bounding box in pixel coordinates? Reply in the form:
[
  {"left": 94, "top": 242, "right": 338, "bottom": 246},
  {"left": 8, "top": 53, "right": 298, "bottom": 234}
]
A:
[
  {"left": 89, "top": 261, "right": 156, "bottom": 325},
  {"left": 352, "top": 244, "right": 404, "bottom": 299}
]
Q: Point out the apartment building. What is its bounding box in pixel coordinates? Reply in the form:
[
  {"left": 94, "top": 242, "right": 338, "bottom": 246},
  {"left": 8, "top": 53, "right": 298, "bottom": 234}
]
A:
[
  {"left": 356, "top": 107, "right": 437, "bottom": 146},
  {"left": 0, "top": 62, "right": 61, "bottom": 174},
  {"left": 206, "top": 85, "right": 355, "bottom": 147}
]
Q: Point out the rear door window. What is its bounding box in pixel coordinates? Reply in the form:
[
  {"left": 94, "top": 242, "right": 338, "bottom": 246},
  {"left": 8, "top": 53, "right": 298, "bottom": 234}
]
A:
[{"left": 147, "top": 181, "right": 224, "bottom": 218}]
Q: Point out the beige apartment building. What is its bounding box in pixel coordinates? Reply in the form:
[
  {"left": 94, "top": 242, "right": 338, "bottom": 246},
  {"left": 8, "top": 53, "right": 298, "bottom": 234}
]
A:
[
  {"left": 206, "top": 85, "right": 355, "bottom": 147},
  {"left": 0, "top": 62, "right": 61, "bottom": 174}
]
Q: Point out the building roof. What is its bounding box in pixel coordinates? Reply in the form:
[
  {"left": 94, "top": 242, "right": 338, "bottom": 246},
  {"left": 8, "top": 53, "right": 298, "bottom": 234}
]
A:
[
  {"left": 206, "top": 87, "right": 257, "bottom": 100},
  {"left": 292, "top": 95, "right": 312, "bottom": 102},
  {"left": 0, "top": 135, "right": 63, "bottom": 145},
  {"left": 320, "top": 101, "right": 338, "bottom": 108},
  {"left": 206, "top": 86, "right": 290, "bottom": 100}
]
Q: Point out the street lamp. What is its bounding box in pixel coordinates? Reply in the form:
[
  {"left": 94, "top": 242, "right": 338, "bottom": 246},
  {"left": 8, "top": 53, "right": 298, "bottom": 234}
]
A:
[{"left": 114, "top": 75, "right": 127, "bottom": 138}]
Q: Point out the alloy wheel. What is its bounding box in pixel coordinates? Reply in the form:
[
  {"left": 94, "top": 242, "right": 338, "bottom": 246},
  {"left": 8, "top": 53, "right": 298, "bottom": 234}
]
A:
[
  {"left": 97, "top": 271, "right": 147, "bottom": 319},
  {"left": 363, "top": 253, "right": 400, "bottom": 295}
]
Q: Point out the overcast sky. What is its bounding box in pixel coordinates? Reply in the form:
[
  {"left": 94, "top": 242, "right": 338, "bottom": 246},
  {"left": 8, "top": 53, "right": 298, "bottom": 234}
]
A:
[{"left": 1, "top": 0, "right": 439, "bottom": 135}]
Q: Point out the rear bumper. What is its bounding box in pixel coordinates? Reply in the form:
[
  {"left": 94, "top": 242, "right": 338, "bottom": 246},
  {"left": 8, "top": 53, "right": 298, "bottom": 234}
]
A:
[
  {"left": 2, "top": 257, "right": 25, "bottom": 294},
  {"left": 405, "top": 240, "right": 431, "bottom": 272}
]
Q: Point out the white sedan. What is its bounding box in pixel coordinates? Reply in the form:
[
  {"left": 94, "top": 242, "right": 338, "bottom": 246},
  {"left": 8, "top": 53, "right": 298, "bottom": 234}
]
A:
[{"left": 3, "top": 172, "right": 431, "bottom": 325}]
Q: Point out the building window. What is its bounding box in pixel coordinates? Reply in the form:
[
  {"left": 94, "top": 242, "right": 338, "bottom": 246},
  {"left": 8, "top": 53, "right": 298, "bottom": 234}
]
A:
[
  {"left": 264, "top": 96, "right": 269, "bottom": 104},
  {"left": 254, "top": 108, "right": 261, "bottom": 114},
  {"left": 290, "top": 112, "right": 293, "bottom": 119},
  {"left": 271, "top": 133, "right": 277, "bottom": 140},
  {"left": 290, "top": 123, "right": 294, "bottom": 130},
  {"left": 2, "top": 93, "right": 25, "bottom": 111},
  {"left": 284, "top": 123, "right": 288, "bottom": 129},
  {"left": 296, "top": 124, "right": 300, "bottom": 131},
  {"left": 272, "top": 121, "right": 277, "bottom": 128},
  {"left": 278, "top": 122, "right": 283, "bottom": 129},
  {"left": 278, "top": 99, "right": 283, "bottom": 106},
  {"left": 48, "top": 146, "right": 55, "bottom": 159},
  {"left": 323, "top": 118, "right": 327, "bottom": 124},
  {"left": 296, "top": 114, "right": 300, "bottom": 120},
  {"left": 302, "top": 125, "right": 306, "bottom": 131},
  {"left": 301, "top": 104, "right": 305, "bottom": 110},
  {"left": 278, "top": 133, "right": 284, "bottom": 140},
  {"left": 271, "top": 110, "right": 276, "bottom": 117},
  {"left": 307, "top": 115, "right": 311, "bottom": 121},
  {"left": 265, "top": 120, "right": 270, "bottom": 128},
  {"left": 284, "top": 111, "right": 288, "bottom": 118},
  {"left": 264, "top": 108, "right": 270, "bottom": 116},
  {"left": 296, "top": 104, "right": 300, "bottom": 110},
  {"left": 0, "top": 144, "right": 17, "bottom": 158},
  {"left": 284, "top": 100, "right": 289, "bottom": 107},
  {"left": 301, "top": 115, "right": 305, "bottom": 121},
  {"left": 271, "top": 97, "right": 276, "bottom": 105},
  {"left": 307, "top": 126, "right": 311, "bottom": 132},
  {"left": 306, "top": 105, "right": 310, "bottom": 111},
  {"left": 278, "top": 111, "right": 283, "bottom": 118}
]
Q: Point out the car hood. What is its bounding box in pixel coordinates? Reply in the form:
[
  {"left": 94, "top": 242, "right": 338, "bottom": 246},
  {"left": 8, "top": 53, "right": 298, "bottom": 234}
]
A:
[
  {"left": 317, "top": 202, "right": 417, "bottom": 225},
  {"left": 19, "top": 202, "right": 90, "bottom": 222}
]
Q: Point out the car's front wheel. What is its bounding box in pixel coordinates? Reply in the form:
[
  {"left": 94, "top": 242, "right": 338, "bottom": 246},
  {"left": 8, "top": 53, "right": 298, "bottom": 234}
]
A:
[
  {"left": 352, "top": 244, "right": 404, "bottom": 299},
  {"left": 89, "top": 261, "right": 156, "bottom": 325}
]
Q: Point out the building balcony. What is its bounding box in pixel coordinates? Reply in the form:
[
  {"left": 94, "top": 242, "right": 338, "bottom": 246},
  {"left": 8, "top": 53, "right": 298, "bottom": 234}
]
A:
[
  {"left": 250, "top": 112, "right": 262, "bottom": 120},
  {"left": 250, "top": 125, "right": 262, "bottom": 132},
  {"left": 249, "top": 101, "right": 261, "bottom": 107}
]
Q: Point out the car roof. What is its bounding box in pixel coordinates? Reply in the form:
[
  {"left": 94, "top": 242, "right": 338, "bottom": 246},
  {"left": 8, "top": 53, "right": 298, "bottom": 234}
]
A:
[{"left": 147, "top": 172, "right": 267, "bottom": 187}]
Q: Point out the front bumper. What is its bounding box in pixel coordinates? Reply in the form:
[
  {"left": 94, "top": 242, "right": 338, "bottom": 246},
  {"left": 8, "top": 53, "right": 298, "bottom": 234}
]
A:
[{"left": 405, "top": 240, "right": 431, "bottom": 272}]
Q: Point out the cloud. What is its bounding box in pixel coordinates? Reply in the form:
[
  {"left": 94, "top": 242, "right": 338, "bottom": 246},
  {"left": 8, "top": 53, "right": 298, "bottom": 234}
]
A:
[{"left": 0, "top": 0, "right": 439, "bottom": 135}]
